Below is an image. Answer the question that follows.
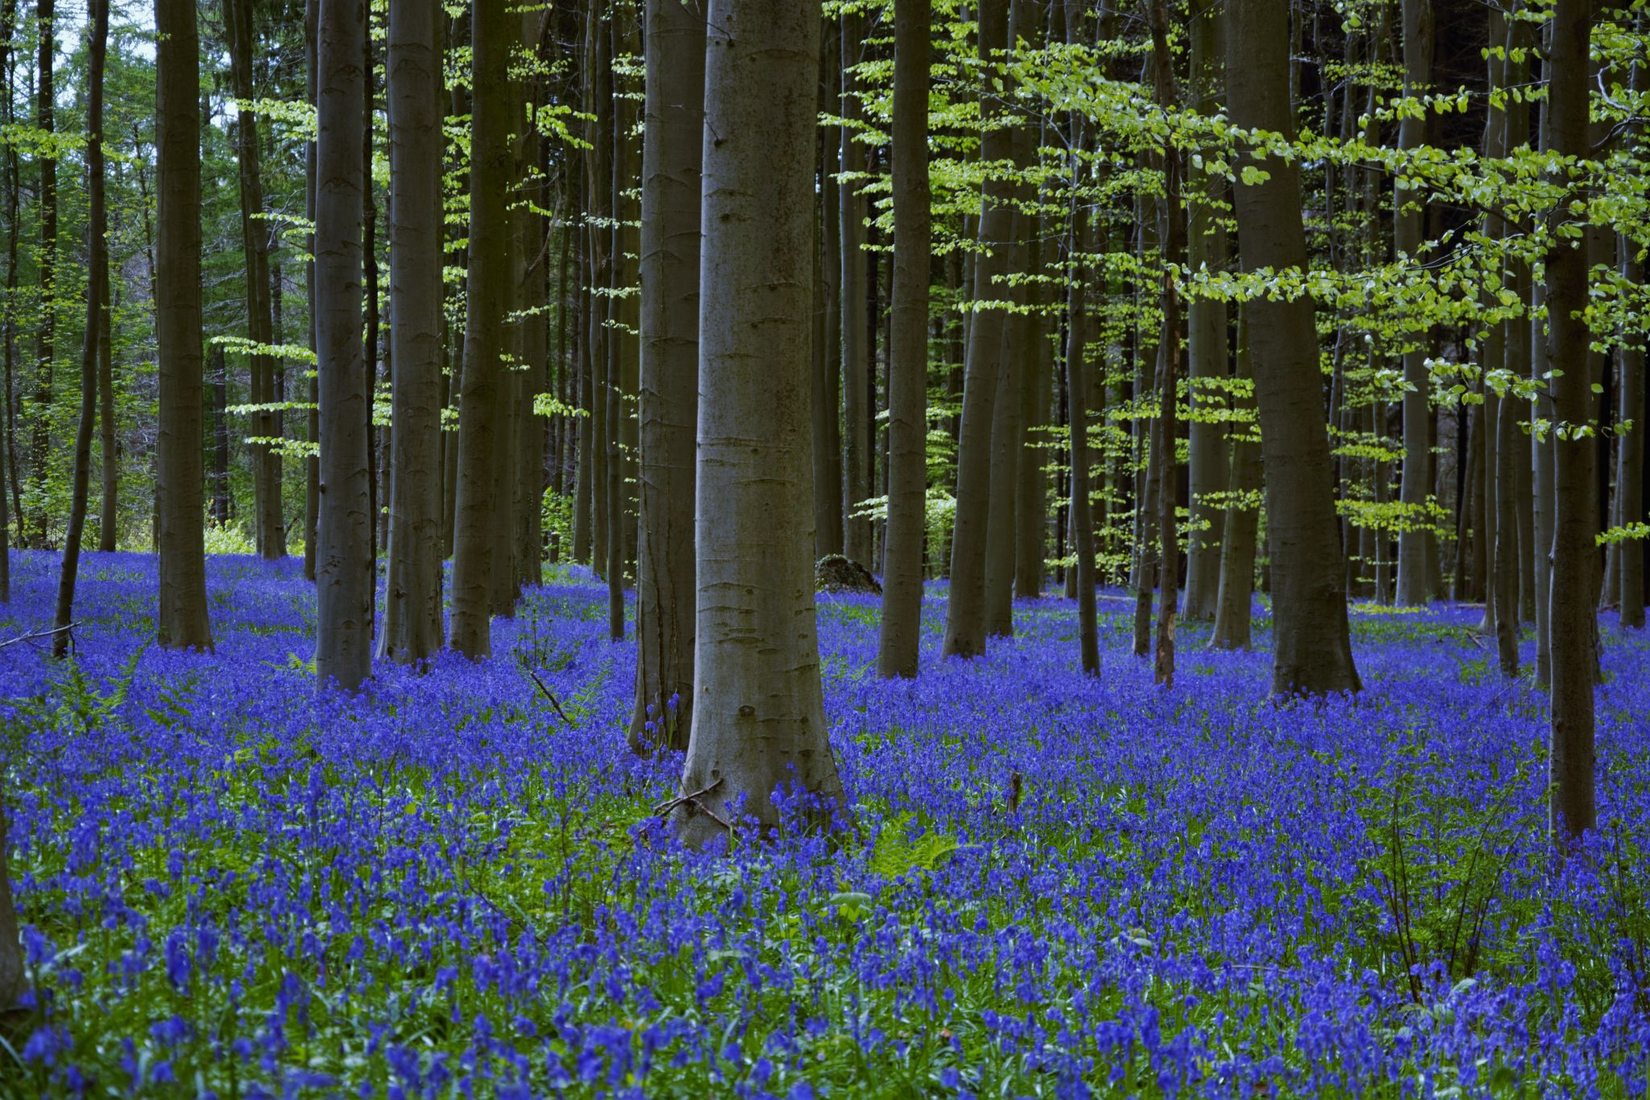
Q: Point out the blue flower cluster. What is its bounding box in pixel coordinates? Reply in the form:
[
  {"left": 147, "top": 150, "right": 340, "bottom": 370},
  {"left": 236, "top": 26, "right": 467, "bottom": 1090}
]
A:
[{"left": 1, "top": 552, "right": 1647, "bottom": 1096}]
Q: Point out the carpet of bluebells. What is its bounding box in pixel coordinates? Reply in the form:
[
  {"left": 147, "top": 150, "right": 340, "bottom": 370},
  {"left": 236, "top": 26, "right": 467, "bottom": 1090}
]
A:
[{"left": 2, "top": 550, "right": 1649, "bottom": 1098}]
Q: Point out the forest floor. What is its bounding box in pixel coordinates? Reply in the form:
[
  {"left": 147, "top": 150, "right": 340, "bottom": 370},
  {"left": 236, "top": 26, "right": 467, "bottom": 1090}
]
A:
[{"left": 1, "top": 551, "right": 1648, "bottom": 1097}]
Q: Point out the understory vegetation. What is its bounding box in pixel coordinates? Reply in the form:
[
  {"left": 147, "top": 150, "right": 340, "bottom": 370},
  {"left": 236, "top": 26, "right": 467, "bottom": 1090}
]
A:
[{"left": 2, "top": 552, "right": 1647, "bottom": 1097}]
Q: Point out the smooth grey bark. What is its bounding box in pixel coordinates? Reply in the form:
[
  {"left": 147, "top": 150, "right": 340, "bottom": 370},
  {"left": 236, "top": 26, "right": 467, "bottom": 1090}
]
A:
[
  {"left": 314, "top": 0, "right": 372, "bottom": 690},
  {"left": 1211, "top": 310, "right": 1261, "bottom": 650},
  {"left": 1150, "top": 0, "right": 1181, "bottom": 686},
  {"left": 940, "top": 0, "right": 1010, "bottom": 660},
  {"left": 1014, "top": 233, "right": 1048, "bottom": 601},
  {"left": 584, "top": 8, "right": 611, "bottom": 585},
  {"left": 839, "top": 13, "right": 872, "bottom": 567},
  {"left": 450, "top": 0, "right": 512, "bottom": 658},
  {"left": 877, "top": 0, "right": 929, "bottom": 680},
  {"left": 155, "top": 0, "right": 212, "bottom": 651},
  {"left": 631, "top": 0, "right": 704, "bottom": 751},
  {"left": 380, "top": 0, "right": 444, "bottom": 664},
  {"left": 1226, "top": 0, "right": 1360, "bottom": 696},
  {"left": 673, "top": 0, "right": 846, "bottom": 846},
  {"left": 225, "top": 0, "right": 283, "bottom": 559},
  {"left": 1183, "top": 0, "right": 1228, "bottom": 622},
  {"left": 51, "top": 0, "right": 105, "bottom": 658},
  {"left": 1395, "top": 0, "right": 1435, "bottom": 606},
  {"left": 606, "top": 8, "right": 641, "bottom": 635},
  {"left": 983, "top": 204, "right": 1026, "bottom": 639},
  {"left": 1546, "top": 0, "right": 1596, "bottom": 843},
  {"left": 1065, "top": 155, "right": 1098, "bottom": 675}
]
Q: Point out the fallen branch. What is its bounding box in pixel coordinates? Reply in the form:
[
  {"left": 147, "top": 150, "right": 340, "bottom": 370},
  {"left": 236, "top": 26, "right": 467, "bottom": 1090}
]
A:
[
  {"left": 0, "top": 622, "right": 79, "bottom": 654},
  {"left": 651, "top": 777, "right": 724, "bottom": 817},
  {"left": 521, "top": 664, "right": 574, "bottom": 727}
]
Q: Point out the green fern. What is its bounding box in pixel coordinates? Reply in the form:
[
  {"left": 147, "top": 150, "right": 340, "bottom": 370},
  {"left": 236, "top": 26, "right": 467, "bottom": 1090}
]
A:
[{"left": 868, "top": 813, "right": 960, "bottom": 879}]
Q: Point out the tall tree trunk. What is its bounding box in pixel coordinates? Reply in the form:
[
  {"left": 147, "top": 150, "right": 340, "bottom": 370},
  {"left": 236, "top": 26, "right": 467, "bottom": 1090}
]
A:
[
  {"left": 1064, "top": 135, "right": 1098, "bottom": 675},
  {"left": 673, "top": 0, "right": 846, "bottom": 846},
  {"left": 839, "top": 13, "right": 872, "bottom": 566},
  {"left": 1212, "top": 309, "right": 1261, "bottom": 650},
  {"left": 584, "top": 6, "right": 611, "bottom": 585},
  {"left": 28, "top": 0, "right": 53, "bottom": 548},
  {"left": 449, "top": 0, "right": 513, "bottom": 658},
  {"left": 380, "top": 0, "right": 444, "bottom": 663},
  {"left": 315, "top": 0, "right": 372, "bottom": 689},
  {"left": 0, "top": 0, "right": 16, "bottom": 577},
  {"left": 1150, "top": 0, "right": 1181, "bottom": 686},
  {"left": 1183, "top": 0, "right": 1228, "bottom": 622},
  {"left": 209, "top": 345, "right": 230, "bottom": 524},
  {"left": 1621, "top": 234, "right": 1645, "bottom": 630},
  {"left": 51, "top": 0, "right": 106, "bottom": 658},
  {"left": 814, "top": 56, "right": 845, "bottom": 559},
  {"left": 303, "top": 0, "right": 320, "bottom": 581},
  {"left": 941, "top": 0, "right": 1011, "bottom": 660},
  {"left": 1546, "top": 0, "right": 1597, "bottom": 843},
  {"left": 0, "top": 802, "right": 21, "bottom": 1009},
  {"left": 877, "top": 0, "right": 929, "bottom": 680},
  {"left": 1014, "top": 234, "right": 1048, "bottom": 601},
  {"left": 1395, "top": 0, "right": 1435, "bottom": 605},
  {"left": 631, "top": 0, "right": 704, "bottom": 751},
  {"left": 1226, "top": 0, "right": 1360, "bottom": 696},
  {"left": 155, "top": 0, "right": 212, "bottom": 650},
  {"left": 605, "top": 9, "right": 641, "bottom": 634},
  {"left": 225, "top": 0, "right": 283, "bottom": 559}
]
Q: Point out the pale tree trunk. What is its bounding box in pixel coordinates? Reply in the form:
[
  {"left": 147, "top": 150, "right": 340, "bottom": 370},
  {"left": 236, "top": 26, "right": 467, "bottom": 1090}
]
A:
[
  {"left": 51, "top": 0, "right": 106, "bottom": 658},
  {"left": 513, "top": 14, "right": 547, "bottom": 594},
  {"left": 839, "top": 13, "right": 872, "bottom": 566},
  {"left": 877, "top": 0, "right": 929, "bottom": 680},
  {"left": 940, "top": 0, "right": 1010, "bottom": 660},
  {"left": 1226, "top": 0, "right": 1360, "bottom": 696},
  {"left": 1211, "top": 309, "right": 1260, "bottom": 649},
  {"left": 1013, "top": 232, "right": 1047, "bottom": 602},
  {"left": 1546, "top": 0, "right": 1596, "bottom": 843},
  {"left": 315, "top": 0, "right": 372, "bottom": 690},
  {"left": 155, "top": 0, "right": 212, "bottom": 651},
  {"left": 380, "top": 0, "right": 444, "bottom": 663},
  {"left": 1182, "top": 0, "right": 1227, "bottom": 622},
  {"left": 449, "top": 0, "right": 513, "bottom": 659},
  {"left": 631, "top": 0, "right": 704, "bottom": 751},
  {"left": 584, "top": 7, "right": 611, "bottom": 586},
  {"left": 673, "top": 0, "right": 846, "bottom": 847},
  {"left": 225, "top": 0, "right": 283, "bottom": 559}
]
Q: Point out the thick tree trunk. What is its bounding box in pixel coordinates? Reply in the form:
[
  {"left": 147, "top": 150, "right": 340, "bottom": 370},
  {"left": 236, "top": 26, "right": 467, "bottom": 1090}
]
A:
[
  {"left": 1065, "top": 158, "right": 1098, "bottom": 674},
  {"left": 673, "top": 0, "right": 846, "bottom": 846},
  {"left": 1150, "top": 0, "right": 1181, "bottom": 686},
  {"left": 1212, "top": 310, "right": 1261, "bottom": 650},
  {"left": 631, "top": 0, "right": 704, "bottom": 750},
  {"left": 155, "top": 0, "right": 212, "bottom": 650},
  {"left": 605, "top": 10, "right": 641, "bottom": 632},
  {"left": 1226, "top": 0, "right": 1360, "bottom": 696},
  {"left": 877, "top": 0, "right": 929, "bottom": 680},
  {"left": 449, "top": 0, "right": 513, "bottom": 658},
  {"left": 983, "top": 207, "right": 1026, "bottom": 638},
  {"left": 0, "top": 803, "right": 21, "bottom": 1008},
  {"left": 314, "top": 0, "right": 372, "bottom": 689},
  {"left": 839, "top": 14, "right": 872, "bottom": 567},
  {"left": 941, "top": 0, "right": 1011, "bottom": 660},
  {"left": 225, "top": 0, "right": 283, "bottom": 559},
  {"left": 1546, "top": 0, "right": 1596, "bottom": 843},
  {"left": 51, "top": 0, "right": 105, "bottom": 658},
  {"left": 1183, "top": 0, "right": 1228, "bottom": 622},
  {"left": 379, "top": 0, "right": 445, "bottom": 663},
  {"left": 0, "top": 0, "right": 16, "bottom": 582}
]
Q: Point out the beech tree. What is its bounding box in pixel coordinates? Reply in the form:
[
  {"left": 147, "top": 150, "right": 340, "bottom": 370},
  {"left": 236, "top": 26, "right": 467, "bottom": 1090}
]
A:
[
  {"left": 1226, "top": 0, "right": 1360, "bottom": 696},
  {"left": 877, "top": 0, "right": 929, "bottom": 680},
  {"left": 155, "top": 0, "right": 212, "bottom": 651},
  {"left": 631, "top": 0, "right": 704, "bottom": 751},
  {"left": 672, "top": 0, "right": 847, "bottom": 845},
  {"left": 380, "top": 0, "right": 444, "bottom": 664},
  {"left": 314, "top": 0, "right": 372, "bottom": 690}
]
